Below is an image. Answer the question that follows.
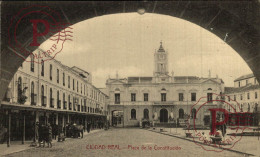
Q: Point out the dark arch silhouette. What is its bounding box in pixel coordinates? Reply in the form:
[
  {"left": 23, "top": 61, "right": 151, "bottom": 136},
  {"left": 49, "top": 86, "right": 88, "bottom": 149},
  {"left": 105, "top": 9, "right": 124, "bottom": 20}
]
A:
[
  {"left": 179, "top": 108, "right": 184, "bottom": 119},
  {"left": 160, "top": 108, "right": 168, "bottom": 122}
]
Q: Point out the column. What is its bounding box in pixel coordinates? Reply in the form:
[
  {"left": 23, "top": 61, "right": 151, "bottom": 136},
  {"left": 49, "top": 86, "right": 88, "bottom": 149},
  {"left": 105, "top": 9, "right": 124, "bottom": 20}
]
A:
[
  {"left": 62, "top": 114, "right": 65, "bottom": 133},
  {"left": 22, "top": 113, "right": 25, "bottom": 144},
  {"left": 7, "top": 110, "right": 11, "bottom": 147},
  {"left": 67, "top": 114, "right": 70, "bottom": 123}
]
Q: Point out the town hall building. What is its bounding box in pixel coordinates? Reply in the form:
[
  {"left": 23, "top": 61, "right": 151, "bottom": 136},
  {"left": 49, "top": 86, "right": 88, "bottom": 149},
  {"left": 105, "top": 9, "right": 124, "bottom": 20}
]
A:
[{"left": 105, "top": 42, "right": 225, "bottom": 127}]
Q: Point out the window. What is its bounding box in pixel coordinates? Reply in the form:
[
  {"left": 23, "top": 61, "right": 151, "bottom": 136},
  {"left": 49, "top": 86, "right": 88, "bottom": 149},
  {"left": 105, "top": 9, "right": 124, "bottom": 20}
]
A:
[
  {"left": 17, "top": 77, "right": 22, "bottom": 101},
  {"left": 241, "top": 103, "right": 243, "bottom": 112},
  {"left": 240, "top": 94, "right": 243, "bottom": 100},
  {"left": 50, "top": 88, "right": 53, "bottom": 107},
  {"left": 57, "top": 69, "right": 59, "bottom": 83},
  {"left": 191, "top": 108, "right": 196, "bottom": 119},
  {"left": 81, "top": 83, "right": 82, "bottom": 94},
  {"left": 57, "top": 91, "right": 60, "bottom": 108},
  {"left": 238, "top": 81, "right": 240, "bottom": 87},
  {"left": 179, "top": 108, "right": 184, "bottom": 119},
  {"left": 161, "top": 93, "right": 166, "bottom": 101},
  {"left": 73, "top": 79, "right": 75, "bottom": 90},
  {"left": 63, "top": 93, "right": 65, "bottom": 102},
  {"left": 63, "top": 72, "right": 65, "bottom": 86},
  {"left": 179, "top": 93, "right": 184, "bottom": 101},
  {"left": 31, "top": 55, "right": 34, "bottom": 72},
  {"left": 31, "top": 81, "right": 35, "bottom": 105},
  {"left": 115, "top": 94, "right": 120, "bottom": 104},
  {"left": 77, "top": 81, "right": 78, "bottom": 92},
  {"left": 207, "top": 93, "right": 213, "bottom": 102},
  {"left": 248, "top": 103, "right": 250, "bottom": 112},
  {"left": 68, "top": 95, "right": 71, "bottom": 110},
  {"left": 228, "top": 96, "right": 230, "bottom": 101},
  {"left": 131, "top": 93, "right": 136, "bottom": 102},
  {"left": 63, "top": 93, "right": 66, "bottom": 109},
  {"left": 50, "top": 64, "right": 52, "bottom": 80},
  {"left": 247, "top": 93, "right": 250, "bottom": 99},
  {"left": 191, "top": 93, "right": 196, "bottom": 101},
  {"left": 41, "top": 85, "right": 44, "bottom": 106},
  {"left": 41, "top": 60, "right": 44, "bottom": 76},
  {"left": 131, "top": 109, "right": 136, "bottom": 119},
  {"left": 255, "top": 92, "right": 258, "bottom": 99},
  {"left": 234, "top": 95, "right": 236, "bottom": 101},
  {"left": 143, "top": 109, "right": 149, "bottom": 119},
  {"left": 144, "top": 93, "right": 148, "bottom": 101},
  {"left": 68, "top": 76, "right": 70, "bottom": 88}
]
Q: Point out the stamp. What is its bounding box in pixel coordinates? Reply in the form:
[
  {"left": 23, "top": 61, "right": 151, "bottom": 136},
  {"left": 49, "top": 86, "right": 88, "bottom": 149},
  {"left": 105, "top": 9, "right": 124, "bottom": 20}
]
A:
[
  {"left": 186, "top": 93, "right": 253, "bottom": 152},
  {"left": 8, "top": 5, "right": 73, "bottom": 63}
]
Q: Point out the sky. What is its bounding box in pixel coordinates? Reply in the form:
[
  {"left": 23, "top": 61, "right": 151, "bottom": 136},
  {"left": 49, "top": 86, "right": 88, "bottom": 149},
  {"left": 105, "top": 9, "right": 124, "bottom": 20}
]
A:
[{"left": 40, "top": 13, "right": 252, "bottom": 88}]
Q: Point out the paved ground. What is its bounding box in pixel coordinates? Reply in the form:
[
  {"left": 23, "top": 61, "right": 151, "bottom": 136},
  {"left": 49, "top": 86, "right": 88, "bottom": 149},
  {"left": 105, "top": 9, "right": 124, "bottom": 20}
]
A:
[
  {"left": 5, "top": 128, "right": 246, "bottom": 157},
  {"left": 162, "top": 127, "right": 260, "bottom": 156}
]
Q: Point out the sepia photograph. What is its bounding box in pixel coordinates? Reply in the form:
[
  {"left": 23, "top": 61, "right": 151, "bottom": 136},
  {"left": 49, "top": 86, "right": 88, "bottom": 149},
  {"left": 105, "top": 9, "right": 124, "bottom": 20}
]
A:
[{"left": 0, "top": 1, "right": 260, "bottom": 157}]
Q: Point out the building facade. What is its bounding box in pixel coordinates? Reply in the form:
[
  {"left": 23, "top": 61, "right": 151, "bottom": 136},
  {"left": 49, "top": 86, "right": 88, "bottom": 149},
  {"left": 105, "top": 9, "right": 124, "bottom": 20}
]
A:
[
  {"left": 0, "top": 53, "right": 108, "bottom": 144},
  {"left": 106, "top": 42, "right": 224, "bottom": 127},
  {"left": 224, "top": 74, "right": 260, "bottom": 126}
]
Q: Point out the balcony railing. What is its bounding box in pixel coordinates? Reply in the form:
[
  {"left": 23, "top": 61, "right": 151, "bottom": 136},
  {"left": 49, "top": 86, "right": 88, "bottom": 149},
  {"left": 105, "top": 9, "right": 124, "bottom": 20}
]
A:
[
  {"left": 42, "top": 96, "right": 47, "bottom": 106},
  {"left": 50, "top": 98, "right": 54, "bottom": 108},
  {"left": 31, "top": 93, "right": 37, "bottom": 105},
  {"left": 63, "top": 101, "right": 67, "bottom": 109},
  {"left": 57, "top": 100, "right": 61, "bottom": 109}
]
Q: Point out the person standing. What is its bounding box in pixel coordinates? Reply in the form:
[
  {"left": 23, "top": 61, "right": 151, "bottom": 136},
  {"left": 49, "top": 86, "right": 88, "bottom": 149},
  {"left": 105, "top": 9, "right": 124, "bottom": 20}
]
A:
[
  {"left": 87, "top": 122, "right": 91, "bottom": 133},
  {"left": 46, "top": 123, "right": 52, "bottom": 148}
]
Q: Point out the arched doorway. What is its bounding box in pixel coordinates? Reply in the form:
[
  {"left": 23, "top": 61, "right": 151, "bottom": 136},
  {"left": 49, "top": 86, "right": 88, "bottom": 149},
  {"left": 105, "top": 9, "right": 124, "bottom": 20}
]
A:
[
  {"left": 143, "top": 109, "right": 149, "bottom": 120},
  {"left": 160, "top": 109, "right": 168, "bottom": 122},
  {"left": 111, "top": 110, "right": 124, "bottom": 127}
]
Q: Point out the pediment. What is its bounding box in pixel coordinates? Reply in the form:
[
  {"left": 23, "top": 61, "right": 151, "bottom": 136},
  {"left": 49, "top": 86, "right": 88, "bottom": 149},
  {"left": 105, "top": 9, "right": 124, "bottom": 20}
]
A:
[
  {"left": 109, "top": 79, "right": 125, "bottom": 84},
  {"left": 201, "top": 79, "right": 219, "bottom": 84}
]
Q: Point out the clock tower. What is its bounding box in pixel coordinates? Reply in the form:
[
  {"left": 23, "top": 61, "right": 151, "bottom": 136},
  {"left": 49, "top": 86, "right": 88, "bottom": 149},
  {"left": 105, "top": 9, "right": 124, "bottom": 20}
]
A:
[{"left": 154, "top": 41, "right": 169, "bottom": 77}]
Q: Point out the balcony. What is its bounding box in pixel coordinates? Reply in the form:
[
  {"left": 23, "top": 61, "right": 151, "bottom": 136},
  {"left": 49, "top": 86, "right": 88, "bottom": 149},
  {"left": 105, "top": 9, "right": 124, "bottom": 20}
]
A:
[
  {"left": 31, "top": 93, "right": 37, "bottom": 105},
  {"left": 81, "top": 105, "right": 83, "bottom": 112},
  {"left": 69, "top": 102, "right": 72, "bottom": 110},
  {"left": 57, "top": 100, "right": 61, "bottom": 109},
  {"left": 41, "top": 96, "right": 47, "bottom": 107},
  {"left": 73, "top": 103, "right": 77, "bottom": 111},
  {"left": 63, "top": 101, "right": 67, "bottom": 109},
  {"left": 153, "top": 101, "right": 174, "bottom": 105},
  {"left": 77, "top": 105, "right": 80, "bottom": 111},
  {"left": 50, "top": 98, "right": 54, "bottom": 108}
]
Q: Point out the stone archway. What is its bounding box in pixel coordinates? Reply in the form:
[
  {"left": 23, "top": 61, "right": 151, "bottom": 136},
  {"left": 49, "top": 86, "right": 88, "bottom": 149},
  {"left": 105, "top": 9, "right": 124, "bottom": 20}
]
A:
[{"left": 1, "top": 1, "right": 260, "bottom": 101}]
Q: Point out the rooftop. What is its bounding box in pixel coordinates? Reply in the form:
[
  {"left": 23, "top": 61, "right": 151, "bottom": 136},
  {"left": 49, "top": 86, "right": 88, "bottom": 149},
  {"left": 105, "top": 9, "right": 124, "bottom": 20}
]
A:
[
  {"left": 224, "top": 84, "right": 260, "bottom": 94},
  {"left": 234, "top": 73, "right": 254, "bottom": 82}
]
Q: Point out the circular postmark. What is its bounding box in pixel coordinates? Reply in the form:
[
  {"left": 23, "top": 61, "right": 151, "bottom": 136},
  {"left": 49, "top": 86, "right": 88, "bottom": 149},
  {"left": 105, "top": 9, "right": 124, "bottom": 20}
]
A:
[
  {"left": 186, "top": 93, "right": 253, "bottom": 152},
  {"left": 8, "top": 5, "right": 73, "bottom": 63}
]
